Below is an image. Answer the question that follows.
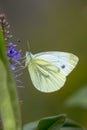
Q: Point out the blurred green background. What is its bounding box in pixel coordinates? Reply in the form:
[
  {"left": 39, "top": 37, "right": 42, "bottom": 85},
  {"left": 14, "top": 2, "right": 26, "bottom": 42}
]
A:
[{"left": 0, "top": 0, "right": 87, "bottom": 129}]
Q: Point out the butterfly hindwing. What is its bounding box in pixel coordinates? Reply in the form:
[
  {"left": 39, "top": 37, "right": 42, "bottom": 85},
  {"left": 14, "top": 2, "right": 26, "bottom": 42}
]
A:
[{"left": 28, "top": 58, "right": 66, "bottom": 92}]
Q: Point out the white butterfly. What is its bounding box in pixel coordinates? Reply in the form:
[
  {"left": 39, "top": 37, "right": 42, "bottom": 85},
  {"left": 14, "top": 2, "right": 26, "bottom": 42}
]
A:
[{"left": 25, "top": 51, "right": 79, "bottom": 93}]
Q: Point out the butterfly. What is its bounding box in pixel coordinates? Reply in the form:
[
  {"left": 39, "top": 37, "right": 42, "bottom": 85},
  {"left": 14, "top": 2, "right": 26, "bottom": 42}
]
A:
[{"left": 25, "top": 51, "right": 79, "bottom": 93}]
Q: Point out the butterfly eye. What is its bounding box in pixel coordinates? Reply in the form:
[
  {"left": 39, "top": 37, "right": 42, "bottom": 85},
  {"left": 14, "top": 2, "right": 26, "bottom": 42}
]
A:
[{"left": 61, "top": 65, "right": 65, "bottom": 69}]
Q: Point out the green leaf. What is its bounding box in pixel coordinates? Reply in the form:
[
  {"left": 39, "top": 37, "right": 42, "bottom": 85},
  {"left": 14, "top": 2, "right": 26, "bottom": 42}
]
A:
[
  {"left": 23, "top": 114, "right": 84, "bottom": 130},
  {"left": 38, "top": 114, "right": 66, "bottom": 130},
  {"left": 61, "top": 118, "right": 84, "bottom": 130},
  {"left": 23, "top": 114, "right": 66, "bottom": 130},
  {"left": 0, "top": 28, "right": 22, "bottom": 130}
]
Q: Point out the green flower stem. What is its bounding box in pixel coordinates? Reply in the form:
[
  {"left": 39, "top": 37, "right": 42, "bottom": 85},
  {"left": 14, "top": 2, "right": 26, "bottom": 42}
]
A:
[{"left": 0, "top": 59, "right": 16, "bottom": 130}]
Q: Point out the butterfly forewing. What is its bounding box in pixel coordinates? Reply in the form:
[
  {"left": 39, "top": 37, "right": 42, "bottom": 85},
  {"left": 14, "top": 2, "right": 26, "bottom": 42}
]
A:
[
  {"left": 34, "top": 52, "right": 79, "bottom": 76},
  {"left": 28, "top": 58, "right": 66, "bottom": 92}
]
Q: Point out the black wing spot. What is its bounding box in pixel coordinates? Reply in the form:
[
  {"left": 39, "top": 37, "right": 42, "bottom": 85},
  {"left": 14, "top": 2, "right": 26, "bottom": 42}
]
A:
[{"left": 61, "top": 65, "right": 65, "bottom": 69}]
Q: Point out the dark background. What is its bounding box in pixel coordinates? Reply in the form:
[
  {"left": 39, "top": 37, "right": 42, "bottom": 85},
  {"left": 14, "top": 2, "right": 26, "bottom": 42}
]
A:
[{"left": 0, "top": 0, "right": 87, "bottom": 129}]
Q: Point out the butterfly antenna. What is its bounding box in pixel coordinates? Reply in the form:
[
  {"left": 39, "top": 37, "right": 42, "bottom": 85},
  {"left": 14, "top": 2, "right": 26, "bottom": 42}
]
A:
[{"left": 27, "top": 40, "right": 32, "bottom": 57}]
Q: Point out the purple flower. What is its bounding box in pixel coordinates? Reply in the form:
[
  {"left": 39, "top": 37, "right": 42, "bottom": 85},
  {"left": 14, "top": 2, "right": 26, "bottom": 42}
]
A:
[
  {"left": 0, "top": 14, "right": 24, "bottom": 89},
  {"left": 11, "top": 64, "right": 16, "bottom": 71},
  {"left": 7, "top": 42, "right": 23, "bottom": 71}
]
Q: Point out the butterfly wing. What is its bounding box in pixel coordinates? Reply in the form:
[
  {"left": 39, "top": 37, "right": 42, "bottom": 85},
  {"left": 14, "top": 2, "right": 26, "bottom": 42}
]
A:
[
  {"left": 34, "top": 52, "right": 79, "bottom": 76},
  {"left": 28, "top": 58, "right": 66, "bottom": 93}
]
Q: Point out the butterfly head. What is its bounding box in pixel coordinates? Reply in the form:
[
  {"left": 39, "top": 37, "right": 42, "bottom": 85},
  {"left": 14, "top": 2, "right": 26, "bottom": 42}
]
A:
[{"left": 25, "top": 51, "right": 33, "bottom": 67}]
